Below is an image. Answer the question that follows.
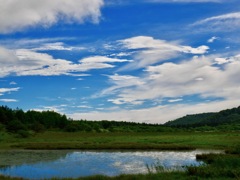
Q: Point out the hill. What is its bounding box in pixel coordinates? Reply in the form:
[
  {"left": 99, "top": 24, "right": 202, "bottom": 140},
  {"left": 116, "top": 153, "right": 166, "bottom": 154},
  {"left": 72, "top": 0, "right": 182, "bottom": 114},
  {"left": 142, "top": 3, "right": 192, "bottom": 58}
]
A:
[{"left": 165, "top": 106, "right": 240, "bottom": 128}]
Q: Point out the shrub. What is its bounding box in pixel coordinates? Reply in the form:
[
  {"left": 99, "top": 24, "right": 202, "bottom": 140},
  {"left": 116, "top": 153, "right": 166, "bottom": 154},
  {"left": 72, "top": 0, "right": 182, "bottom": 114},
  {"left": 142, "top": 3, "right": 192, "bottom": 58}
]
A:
[
  {"left": 16, "top": 130, "right": 31, "bottom": 138},
  {"left": 6, "top": 120, "right": 27, "bottom": 132}
]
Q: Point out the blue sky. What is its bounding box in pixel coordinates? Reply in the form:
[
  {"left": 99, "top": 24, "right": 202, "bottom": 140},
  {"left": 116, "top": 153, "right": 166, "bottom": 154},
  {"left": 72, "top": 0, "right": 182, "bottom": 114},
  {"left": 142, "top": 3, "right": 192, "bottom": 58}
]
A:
[{"left": 0, "top": 0, "right": 240, "bottom": 123}]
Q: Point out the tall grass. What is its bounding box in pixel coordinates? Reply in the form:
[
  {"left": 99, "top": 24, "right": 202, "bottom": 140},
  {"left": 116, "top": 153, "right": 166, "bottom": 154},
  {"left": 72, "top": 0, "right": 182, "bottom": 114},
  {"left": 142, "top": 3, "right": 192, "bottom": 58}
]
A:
[
  {"left": 146, "top": 162, "right": 165, "bottom": 174},
  {"left": 1, "top": 131, "right": 239, "bottom": 150},
  {"left": 187, "top": 148, "right": 240, "bottom": 179}
]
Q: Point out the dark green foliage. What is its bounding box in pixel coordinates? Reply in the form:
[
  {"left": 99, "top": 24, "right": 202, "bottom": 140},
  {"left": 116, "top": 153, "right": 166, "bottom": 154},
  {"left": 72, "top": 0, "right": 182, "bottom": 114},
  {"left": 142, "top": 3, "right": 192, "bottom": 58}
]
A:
[
  {"left": 0, "top": 106, "right": 69, "bottom": 136},
  {"left": 225, "top": 145, "right": 240, "bottom": 155},
  {"left": 16, "top": 130, "right": 31, "bottom": 138},
  {"left": 65, "top": 122, "right": 82, "bottom": 132},
  {"left": 6, "top": 120, "right": 27, "bottom": 132},
  {"left": 0, "top": 175, "right": 23, "bottom": 180},
  {"left": 165, "top": 113, "right": 215, "bottom": 126},
  {"left": 187, "top": 153, "right": 240, "bottom": 179},
  {"left": 31, "top": 122, "right": 45, "bottom": 133},
  {"left": 0, "top": 123, "right": 5, "bottom": 131},
  {"left": 165, "top": 106, "right": 240, "bottom": 130},
  {"left": 1, "top": 105, "right": 240, "bottom": 137},
  {"left": 0, "top": 106, "right": 177, "bottom": 135}
]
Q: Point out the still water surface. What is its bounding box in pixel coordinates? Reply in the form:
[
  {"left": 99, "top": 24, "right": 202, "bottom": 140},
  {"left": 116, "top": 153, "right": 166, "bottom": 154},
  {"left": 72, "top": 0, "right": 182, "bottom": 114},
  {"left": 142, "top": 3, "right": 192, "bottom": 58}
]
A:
[{"left": 0, "top": 149, "right": 220, "bottom": 179}]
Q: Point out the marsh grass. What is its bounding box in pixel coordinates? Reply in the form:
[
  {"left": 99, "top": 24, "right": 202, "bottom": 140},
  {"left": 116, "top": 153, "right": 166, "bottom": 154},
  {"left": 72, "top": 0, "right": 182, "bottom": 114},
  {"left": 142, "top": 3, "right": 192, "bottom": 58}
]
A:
[
  {"left": 187, "top": 149, "right": 240, "bottom": 179},
  {"left": 225, "top": 145, "right": 240, "bottom": 154},
  {"left": 1, "top": 131, "right": 238, "bottom": 150},
  {"left": 146, "top": 162, "right": 165, "bottom": 174}
]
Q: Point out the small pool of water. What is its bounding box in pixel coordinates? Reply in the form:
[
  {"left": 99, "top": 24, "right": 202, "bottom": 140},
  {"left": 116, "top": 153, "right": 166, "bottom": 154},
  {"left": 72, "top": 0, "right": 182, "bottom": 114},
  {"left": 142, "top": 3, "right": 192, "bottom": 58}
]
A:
[{"left": 0, "top": 149, "right": 221, "bottom": 180}]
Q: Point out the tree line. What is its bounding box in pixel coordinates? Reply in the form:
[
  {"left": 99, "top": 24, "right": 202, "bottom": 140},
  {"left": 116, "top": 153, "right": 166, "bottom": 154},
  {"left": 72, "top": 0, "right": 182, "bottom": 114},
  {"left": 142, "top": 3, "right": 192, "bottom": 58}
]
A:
[
  {"left": 1, "top": 105, "right": 239, "bottom": 137},
  {"left": 0, "top": 106, "right": 174, "bottom": 137}
]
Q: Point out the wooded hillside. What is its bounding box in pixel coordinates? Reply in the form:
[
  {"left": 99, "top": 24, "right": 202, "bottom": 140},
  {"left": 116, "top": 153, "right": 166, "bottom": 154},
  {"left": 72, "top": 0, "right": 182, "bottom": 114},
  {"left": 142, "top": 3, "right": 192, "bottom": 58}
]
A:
[{"left": 165, "top": 106, "right": 240, "bottom": 129}]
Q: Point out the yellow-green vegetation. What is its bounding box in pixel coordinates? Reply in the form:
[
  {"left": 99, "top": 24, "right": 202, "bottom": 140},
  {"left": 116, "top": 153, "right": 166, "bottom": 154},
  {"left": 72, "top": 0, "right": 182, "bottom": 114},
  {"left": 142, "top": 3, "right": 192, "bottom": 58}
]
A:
[{"left": 0, "top": 131, "right": 239, "bottom": 150}]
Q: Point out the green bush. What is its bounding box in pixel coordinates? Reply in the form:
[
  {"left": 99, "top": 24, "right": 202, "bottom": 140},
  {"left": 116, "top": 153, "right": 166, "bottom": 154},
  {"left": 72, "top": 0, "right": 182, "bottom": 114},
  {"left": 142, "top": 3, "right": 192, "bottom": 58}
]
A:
[
  {"left": 65, "top": 122, "right": 82, "bottom": 132},
  {"left": 16, "top": 130, "right": 31, "bottom": 138},
  {"left": 6, "top": 120, "right": 27, "bottom": 132},
  {"left": 31, "top": 122, "right": 45, "bottom": 133}
]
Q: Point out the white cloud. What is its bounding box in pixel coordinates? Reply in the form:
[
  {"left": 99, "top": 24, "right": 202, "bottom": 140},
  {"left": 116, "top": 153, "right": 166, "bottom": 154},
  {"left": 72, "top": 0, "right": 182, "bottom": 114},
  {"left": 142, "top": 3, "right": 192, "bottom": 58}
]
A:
[
  {"left": 100, "top": 74, "right": 145, "bottom": 96},
  {"left": 214, "top": 57, "right": 230, "bottom": 64},
  {"left": 77, "top": 105, "right": 92, "bottom": 109},
  {"left": 9, "top": 81, "right": 17, "bottom": 85},
  {"left": 108, "top": 98, "right": 144, "bottom": 105},
  {"left": 196, "top": 12, "right": 240, "bottom": 24},
  {"left": 195, "top": 77, "right": 204, "bottom": 81},
  {"left": 69, "top": 99, "right": 240, "bottom": 123},
  {"left": 0, "top": 47, "right": 130, "bottom": 77},
  {"left": 0, "top": 37, "right": 77, "bottom": 50},
  {"left": 168, "top": 98, "right": 183, "bottom": 103},
  {"left": 33, "top": 105, "right": 68, "bottom": 113},
  {"left": 0, "top": 0, "right": 104, "bottom": 33},
  {"left": 80, "top": 56, "right": 130, "bottom": 64},
  {"left": 0, "top": 87, "right": 20, "bottom": 95},
  {"left": 0, "top": 99, "right": 18, "bottom": 102},
  {"left": 31, "top": 42, "right": 86, "bottom": 51},
  {"left": 192, "top": 12, "right": 240, "bottom": 31},
  {"left": 207, "top": 36, "right": 219, "bottom": 43},
  {"left": 118, "top": 36, "right": 209, "bottom": 69},
  {"left": 102, "top": 54, "right": 240, "bottom": 105}
]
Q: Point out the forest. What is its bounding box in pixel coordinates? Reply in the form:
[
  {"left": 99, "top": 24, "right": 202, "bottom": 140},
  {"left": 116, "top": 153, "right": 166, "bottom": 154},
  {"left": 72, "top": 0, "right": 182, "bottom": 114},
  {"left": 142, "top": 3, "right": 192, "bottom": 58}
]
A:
[
  {"left": 0, "top": 105, "right": 240, "bottom": 138},
  {"left": 165, "top": 106, "right": 240, "bottom": 131},
  {"left": 0, "top": 106, "right": 174, "bottom": 137}
]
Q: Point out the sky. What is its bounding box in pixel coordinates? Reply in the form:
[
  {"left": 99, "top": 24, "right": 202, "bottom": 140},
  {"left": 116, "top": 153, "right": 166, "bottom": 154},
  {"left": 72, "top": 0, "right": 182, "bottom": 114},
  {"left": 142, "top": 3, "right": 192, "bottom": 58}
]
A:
[{"left": 0, "top": 0, "right": 240, "bottom": 124}]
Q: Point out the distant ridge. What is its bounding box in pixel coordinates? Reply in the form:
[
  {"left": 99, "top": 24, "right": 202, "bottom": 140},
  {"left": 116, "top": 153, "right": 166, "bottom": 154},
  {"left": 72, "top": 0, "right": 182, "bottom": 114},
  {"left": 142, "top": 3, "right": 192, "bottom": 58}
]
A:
[{"left": 165, "top": 106, "right": 240, "bottom": 127}]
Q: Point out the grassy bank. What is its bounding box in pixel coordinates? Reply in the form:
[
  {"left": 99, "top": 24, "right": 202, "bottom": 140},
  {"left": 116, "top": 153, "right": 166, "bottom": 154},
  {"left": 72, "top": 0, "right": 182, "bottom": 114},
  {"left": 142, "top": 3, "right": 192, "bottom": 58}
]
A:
[{"left": 0, "top": 131, "right": 239, "bottom": 150}]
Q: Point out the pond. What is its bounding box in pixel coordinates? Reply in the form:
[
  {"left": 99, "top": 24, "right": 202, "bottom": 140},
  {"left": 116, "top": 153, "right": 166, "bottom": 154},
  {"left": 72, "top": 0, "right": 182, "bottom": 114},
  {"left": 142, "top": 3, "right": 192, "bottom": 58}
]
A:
[{"left": 0, "top": 149, "right": 221, "bottom": 180}]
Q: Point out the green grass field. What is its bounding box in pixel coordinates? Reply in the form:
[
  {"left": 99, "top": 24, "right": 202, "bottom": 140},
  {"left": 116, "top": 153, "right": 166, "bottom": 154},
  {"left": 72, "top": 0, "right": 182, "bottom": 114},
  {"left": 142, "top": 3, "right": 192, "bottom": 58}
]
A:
[{"left": 1, "top": 131, "right": 238, "bottom": 150}]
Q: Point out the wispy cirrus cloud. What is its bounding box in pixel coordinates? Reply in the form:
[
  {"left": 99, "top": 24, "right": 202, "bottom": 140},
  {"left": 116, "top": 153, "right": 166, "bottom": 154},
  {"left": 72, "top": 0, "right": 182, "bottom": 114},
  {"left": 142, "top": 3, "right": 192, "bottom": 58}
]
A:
[
  {"left": 103, "top": 53, "right": 240, "bottom": 106},
  {"left": 0, "top": 87, "right": 20, "bottom": 96},
  {"left": 32, "top": 104, "right": 68, "bottom": 113},
  {"left": 0, "top": 99, "right": 18, "bottom": 102},
  {"left": 168, "top": 98, "right": 183, "bottom": 103},
  {"left": 207, "top": 36, "right": 219, "bottom": 43},
  {"left": 192, "top": 12, "right": 240, "bottom": 31},
  {"left": 0, "top": 47, "right": 130, "bottom": 77},
  {"left": 31, "top": 42, "right": 86, "bottom": 51},
  {"left": 118, "top": 36, "right": 209, "bottom": 70},
  {"left": 0, "top": 0, "right": 104, "bottom": 34}
]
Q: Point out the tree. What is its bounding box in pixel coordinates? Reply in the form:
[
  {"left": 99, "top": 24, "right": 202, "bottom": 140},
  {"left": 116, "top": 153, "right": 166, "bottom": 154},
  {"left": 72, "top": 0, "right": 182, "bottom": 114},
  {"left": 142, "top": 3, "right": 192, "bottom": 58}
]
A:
[{"left": 7, "top": 120, "right": 27, "bottom": 132}]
